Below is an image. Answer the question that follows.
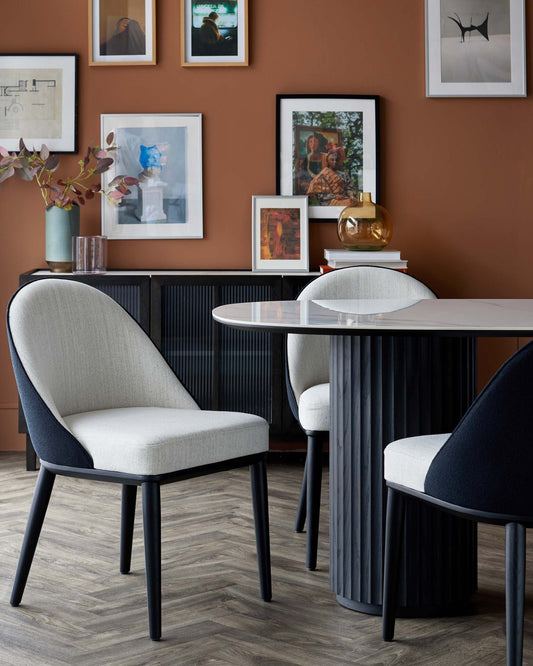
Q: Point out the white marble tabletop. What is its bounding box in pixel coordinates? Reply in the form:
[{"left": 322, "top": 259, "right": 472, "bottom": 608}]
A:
[{"left": 212, "top": 298, "right": 533, "bottom": 336}]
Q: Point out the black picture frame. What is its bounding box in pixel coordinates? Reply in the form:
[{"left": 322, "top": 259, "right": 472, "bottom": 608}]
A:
[
  {"left": 0, "top": 54, "right": 78, "bottom": 153},
  {"left": 276, "top": 94, "right": 380, "bottom": 222}
]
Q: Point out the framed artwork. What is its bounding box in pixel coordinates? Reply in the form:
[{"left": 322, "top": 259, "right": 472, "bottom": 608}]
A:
[
  {"left": 0, "top": 54, "right": 77, "bottom": 153},
  {"left": 181, "top": 0, "right": 248, "bottom": 67},
  {"left": 252, "top": 196, "right": 309, "bottom": 272},
  {"left": 277, "top": 95, "right": 379, "bottom": 221},
  {"left": 100, "top": 113, "right": 203, "bottom": 239},
  {"left": 89, "top": 0, "right": 156, "bottom": 66},
  {"left": 425, "top": 0, "right": 526, "bottom": 97}
]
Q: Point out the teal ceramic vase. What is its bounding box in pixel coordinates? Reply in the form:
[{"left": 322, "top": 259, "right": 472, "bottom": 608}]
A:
[{"left": 45, "top": 206, "right": 80, "bottom": 272}]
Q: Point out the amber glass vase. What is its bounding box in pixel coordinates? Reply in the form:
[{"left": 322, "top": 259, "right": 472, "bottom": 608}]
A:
[{"left": 337, "top": 192, "right": 392, "bottom": 251}]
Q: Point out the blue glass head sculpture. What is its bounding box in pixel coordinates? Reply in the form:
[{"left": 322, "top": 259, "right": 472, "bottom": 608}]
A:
[{"left": 139, "top": 145, "right": 162, "bottom": 170}]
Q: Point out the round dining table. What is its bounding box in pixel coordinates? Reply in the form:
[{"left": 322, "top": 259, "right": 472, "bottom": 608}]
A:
[{"left": 213, "top": 297, "right": 533, "bottom": 617}]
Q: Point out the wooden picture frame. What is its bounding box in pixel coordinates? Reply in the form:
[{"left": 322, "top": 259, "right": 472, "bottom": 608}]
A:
[
  {"left": 252, "top": 195, "right": 309, "bottom": 272},
  {"left": 89, "top": 0, "right": 156, "bottom": 66},
  {"left": 101, "top": 113, "right": 203, "bottom": 239},
  {"left": 277, "top": 95, "right": 380, "bottom": 222},
  {"left": 0, "top": 54, "right": 77, "bottom": 153},
  {"left": 181, "top": 0, "right": 248, "bottom": 67},
  {"left": 425, "top": 0, "right": 526, "bottom": 97}
]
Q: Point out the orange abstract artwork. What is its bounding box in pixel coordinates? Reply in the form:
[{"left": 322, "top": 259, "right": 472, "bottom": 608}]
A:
[{"left": 260, "top": 208, "right": 300, "bottom": 261}]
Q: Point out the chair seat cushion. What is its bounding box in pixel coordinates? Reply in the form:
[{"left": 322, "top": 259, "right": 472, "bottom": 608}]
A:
[
  {"left": 384, "top": 433, "right": 451, "bottom": 493},
  {"left": 63, "top": 407, "right": 269, "bottom": 476},
  {"left": 298, "top": 383, "right": 330, "bottom": 432}
]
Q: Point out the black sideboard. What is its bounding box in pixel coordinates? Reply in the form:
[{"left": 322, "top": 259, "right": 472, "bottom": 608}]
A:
[{"left": 18, "top": 270, "right": 318, "bottom": 470}]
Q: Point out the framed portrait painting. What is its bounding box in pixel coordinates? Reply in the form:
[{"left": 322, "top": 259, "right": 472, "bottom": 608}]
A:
[
  {"left": 425, "top": 0, "right": 526, "bottom": 97},
  {"left": 100, "top": 114, "right": 203, "bottom": 239},
  {"left": 277, "top": 95, "right": 380, "bottom": 221},
  {"left": 89, "top": 0, "right": 156, "bottom": 66},
  {"left": 252, "top": 196, "right": 309, "bottom": 272},
  {"left": 0, "top": 54, "right": 77, "bottom": 153},
  {"left": 181, "top": 0, "right": 248, "bottom": 66}
]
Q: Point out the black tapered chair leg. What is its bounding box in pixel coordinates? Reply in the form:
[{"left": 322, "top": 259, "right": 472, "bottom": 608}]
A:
[
  {"left": 382, "top": 487, "right": 405, "bottom": 641},
  {"left": 294, "top": 455, "right": 308, "bottom": 533},
  {"left": 506, "top": 522, "right": 526, "bottom": 666},
  {"left": 306, "top": 434, "right": 324, "bottom": 570},
  {"left": 11, "top": 466, "right": 56, "bottom": 607},
  {"left": 142, "top": 482, "right": 161, "bottom": 641},
  {"left": 120, "top": 484, "right": 137, "bottom": 574},
  {"left": 250, "top": 459, "right": 272, "bottom": 602}
]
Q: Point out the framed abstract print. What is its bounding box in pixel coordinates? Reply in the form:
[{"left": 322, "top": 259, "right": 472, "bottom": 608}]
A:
[
  {"left": 277, "top": 95, "right": 380, "bottom": 221},
  {"left": 252, "top": 195, "right": 309, "bottom": 272},
  {"left": 100, "top": 113, "right": 203, "bottom": 239}
]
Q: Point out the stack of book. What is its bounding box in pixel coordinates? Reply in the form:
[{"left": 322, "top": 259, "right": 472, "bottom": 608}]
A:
[{"left": 321, "top": 248, "right": 407, "bottom": 273}]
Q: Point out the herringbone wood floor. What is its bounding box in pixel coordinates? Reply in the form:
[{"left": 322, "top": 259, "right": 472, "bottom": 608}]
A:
[{"left": 0, "top": 452, "right": 532, "bottom": 665}]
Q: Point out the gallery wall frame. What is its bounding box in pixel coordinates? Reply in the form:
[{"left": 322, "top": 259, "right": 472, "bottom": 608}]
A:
[
  {"left": 181, "top": 0, "right": 248, "bottom": 67},
  {"left": 252, "top": 195, "right": 309, "bottom": 272},
  {"left": 425, "top": 0, "right": 526, "bottom": 97},
  {"left": 101, "top": 113, "right": 203, "bottom": 239},
  {"left": 89, "top": 0, "right": 156, "bottom": 66},
  {"left": 0, "top": 54, "right": 77, "bottom": 153},
  {"left": 276, "top": 95, "right": 380, "bottom": 222}
]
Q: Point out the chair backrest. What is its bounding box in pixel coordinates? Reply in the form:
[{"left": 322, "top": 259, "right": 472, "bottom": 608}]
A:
[
  {"left": 286, "top": 266, "right": 437, "bottom": 410},
  {"left": 8, "top": 279, "right": 198, "bottom": 467},
  {"left": 424, "top": 339, "right": 533, "bottom": 518}
]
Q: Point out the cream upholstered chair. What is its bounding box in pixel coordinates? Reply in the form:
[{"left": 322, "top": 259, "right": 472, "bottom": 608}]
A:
[
  {"left": 7, "top": 279, "right": 271, "bottom": 641},
  {"left": 286, "top": 266, "right": 436, "bottom": 570},
  {"left": 382, "top": 340, "right": 533, "bottom": 666}
]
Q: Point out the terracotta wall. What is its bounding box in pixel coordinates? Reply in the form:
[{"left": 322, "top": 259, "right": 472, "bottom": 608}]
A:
[{"left": 0, "top": 1, "right": 531, "bottom": 450}]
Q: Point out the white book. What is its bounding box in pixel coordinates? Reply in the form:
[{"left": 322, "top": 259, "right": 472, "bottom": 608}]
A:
[
  {"left": 327, "top": 259, "right": 408, "bottom": 269},
  {"left": 324, "top": 248, "right": 402, "bottom": 262}
]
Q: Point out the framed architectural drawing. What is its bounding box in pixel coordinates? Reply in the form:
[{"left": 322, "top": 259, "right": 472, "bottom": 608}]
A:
[
  {"left": 277, "top": 95, "right": 380, "bottom": 221},
  {"left": 100, "top": 113, "right": 203, "bottom": 239},
  {"left": 425, "top": 0, "right": 526, "bottom": 97},
  {"left": 252, "top": 195, "right": 309, "bottom": 272},
  {"left": 89, "top": 0, "right": 156, "bottom": 66},
  {"left": 181, "top": 0, "right": 248, "bottom": 66},
  {"left": 0, "top": 54, "right": 77, "bottom": 153}
]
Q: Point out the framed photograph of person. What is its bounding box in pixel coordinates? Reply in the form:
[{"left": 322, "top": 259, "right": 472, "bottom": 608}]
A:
[
  {"left": 0, "top": 54, "right": 77, "bottom": 153},
  {"left": 181, "top": 0, "right": 248, "bottom": 67},
  {"left": 100, "top": 114, "right": 203, "bottom": 239},
  {"left": 425, "top": 0, "right": 526, "bottom": 97},
  {"left": 277, "top": 95, "right": 380, "bottom": 222},
  {"left": 89, "top": 0, "right": 156, "bottom": 66},
  {"left": 252, "top": 196, "right": 309, "bottom": 272}
]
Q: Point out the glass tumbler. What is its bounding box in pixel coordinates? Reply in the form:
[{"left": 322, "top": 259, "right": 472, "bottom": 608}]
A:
[{"left": 72, "top": 235, "right": 107, "bottom": 274}]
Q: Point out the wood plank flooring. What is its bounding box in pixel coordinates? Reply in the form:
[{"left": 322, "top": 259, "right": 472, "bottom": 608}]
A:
[{"left": 0, "top": 452, "right": 532, "bottom": 665}]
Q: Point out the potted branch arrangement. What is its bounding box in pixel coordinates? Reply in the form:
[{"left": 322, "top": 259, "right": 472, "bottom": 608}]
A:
[{"left": 0, "top": 133, "right": 138, "bottom": 272}]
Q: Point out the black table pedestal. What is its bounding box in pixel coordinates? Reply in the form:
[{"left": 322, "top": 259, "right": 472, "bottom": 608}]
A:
[{"left": 329, "top": 335, "right": 478, "bottom": 616}]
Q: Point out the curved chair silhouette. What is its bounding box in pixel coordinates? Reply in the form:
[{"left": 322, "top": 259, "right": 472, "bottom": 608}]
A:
[
  {"left": 286, "top": 266, "right": 436, "bottom": 570},
  {"left": 382, "top": 340, "right": 533, "bottom": 666},
  {"left": 7, "top": 279, "right": 271, "bottom": 641}
]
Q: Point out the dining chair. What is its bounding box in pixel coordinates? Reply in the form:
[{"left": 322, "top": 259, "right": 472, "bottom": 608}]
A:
[
  {"left": 286, "top": 265, "right": 436, "bottom": 570},
  {"left": 382, "top": 339, "right": 533, "bottom": 666},
  {"left": 7, "top": 278, "right": 271, "bottom": 641}
]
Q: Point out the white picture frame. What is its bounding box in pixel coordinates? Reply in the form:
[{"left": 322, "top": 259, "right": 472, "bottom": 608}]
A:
[
  {"left": 425, "top": 0, "right": 526, "bottom": 97},
  {"left": 252, "top": 195, "right": 309, "bottom": 272},
  {"left": 101, "top": 113, "right": 203, "bottom": 239}
]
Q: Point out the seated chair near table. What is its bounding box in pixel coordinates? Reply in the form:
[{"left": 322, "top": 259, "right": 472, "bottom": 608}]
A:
[
  {"left": 7, "top": 279, "right": 271, "bottom": 641},
  {"left": 286, "top": 265, "right": 436, "bottom": 570},
  {"left": 382, "top": 339, "right": 533, "bottom": 666}
]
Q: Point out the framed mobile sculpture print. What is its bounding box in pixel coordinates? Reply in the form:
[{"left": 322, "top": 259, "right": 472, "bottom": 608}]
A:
[
  {"left": 425, "top": 0, "right": 526, "bottom": 97},
  {"left": 100, "top": 113, "right": 203, "bottom": 239},
  {"left": 276, "top": 95, "right": 380, "bottom": 221}
]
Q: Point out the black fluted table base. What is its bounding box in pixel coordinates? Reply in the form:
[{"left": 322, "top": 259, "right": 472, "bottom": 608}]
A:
[{"left": 329, "top": 335, "right": 478, "bottom": 616}]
